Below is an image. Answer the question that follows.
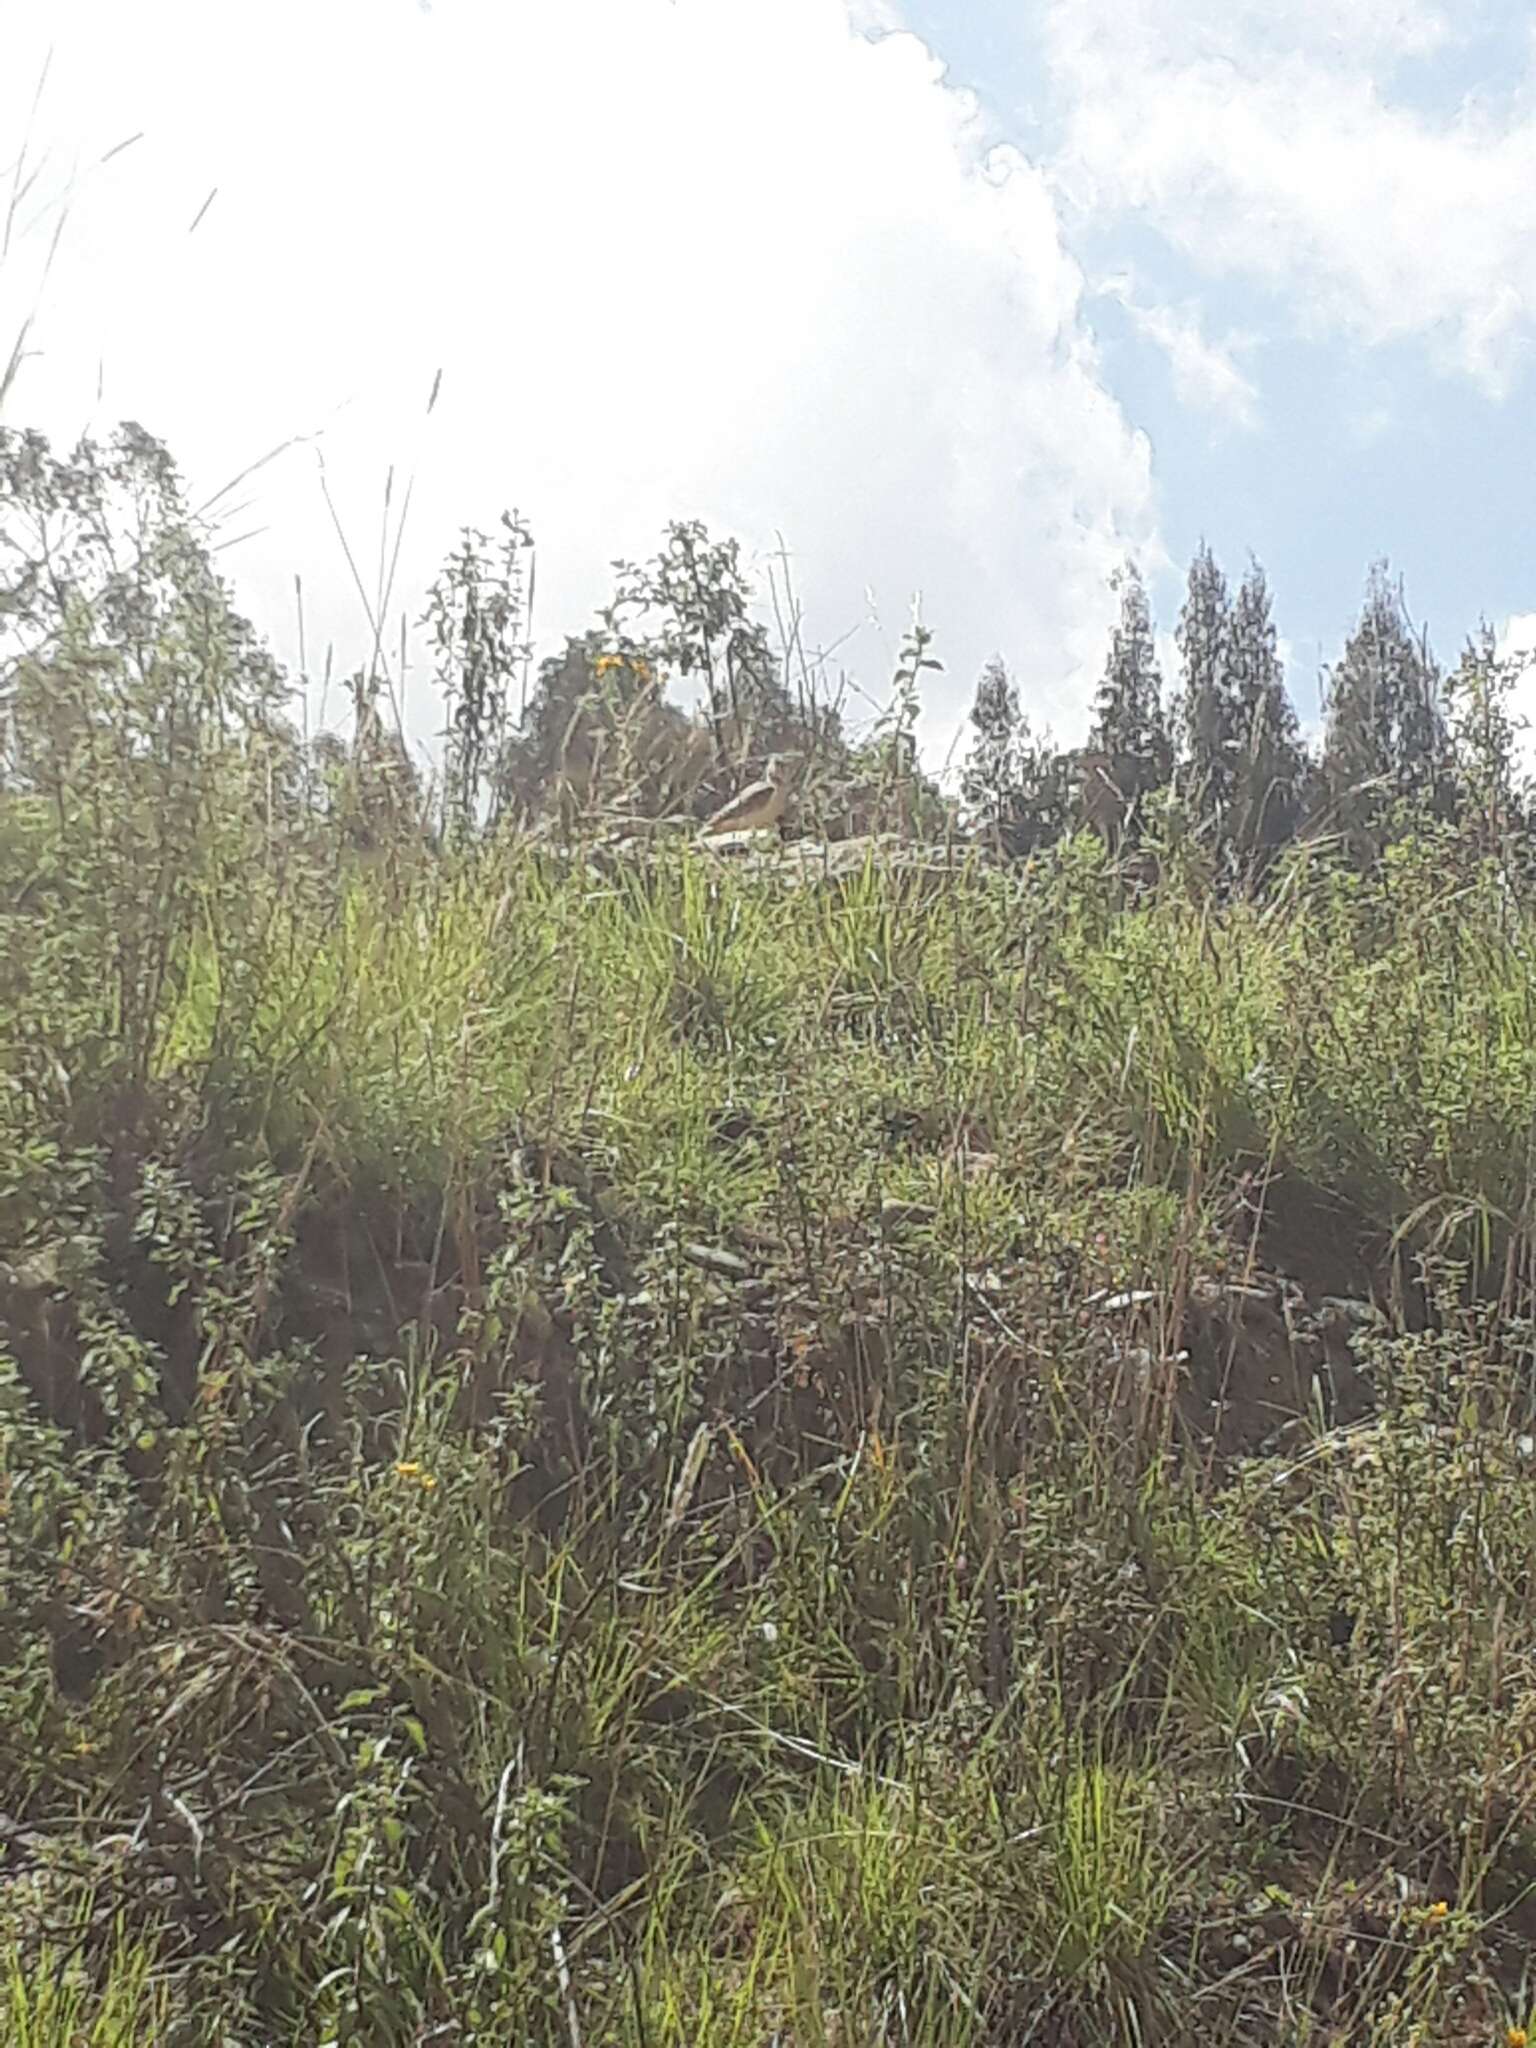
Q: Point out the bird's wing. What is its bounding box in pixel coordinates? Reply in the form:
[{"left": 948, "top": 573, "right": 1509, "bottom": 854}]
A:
[{"left": 703, "top": 778, "right": 774, "bottom": 832}]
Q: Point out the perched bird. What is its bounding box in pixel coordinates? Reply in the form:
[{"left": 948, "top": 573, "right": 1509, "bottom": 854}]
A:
[{"left": 701, "top": 754, "right": 795, "bottom": 838}]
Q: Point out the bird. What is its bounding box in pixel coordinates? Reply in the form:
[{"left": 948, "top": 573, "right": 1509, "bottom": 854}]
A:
[{"left": 700, "top": 754, "right": 795, "bottom": 838}]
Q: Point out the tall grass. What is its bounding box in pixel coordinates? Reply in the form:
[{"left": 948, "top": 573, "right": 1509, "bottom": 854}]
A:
[
  {"left": 2, "top": 1919, "right": 168, "bottom": 2046},
  {"left": 6, "top": 452, "right": 1536, "bottom": 2039}
]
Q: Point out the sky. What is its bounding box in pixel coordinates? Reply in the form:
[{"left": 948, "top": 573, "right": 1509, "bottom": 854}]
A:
[{"left": 3, "top": 0, "right": 1536, "bottom": 772}]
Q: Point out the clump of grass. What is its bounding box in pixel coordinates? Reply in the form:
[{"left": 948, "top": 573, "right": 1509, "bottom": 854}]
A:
[{"left": 1, "top": 1917, "right": 168, "bottom": 2047}]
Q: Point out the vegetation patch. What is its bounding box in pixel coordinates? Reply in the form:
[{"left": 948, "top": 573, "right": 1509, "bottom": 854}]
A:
[{"left": 4, "top": 423, "right": 1536, "bottom": 2042}]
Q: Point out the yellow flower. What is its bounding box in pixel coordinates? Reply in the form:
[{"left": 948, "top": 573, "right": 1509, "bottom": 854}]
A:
[
  {"left": 1424, "top": 1899, "right": 1449, "bottom": 1922},
  {"left": 418, "top": 1473, "right": 439, "bottom": 1493},
  {"left": 1507, "top": 2028, "right": 1528, "bottom": 2047},
  {"left": 394, "top": 1460, "right": 422, "bottom": 1480},
  {"left": 594, "top": 651, "right": 652, "bottom": 682}
]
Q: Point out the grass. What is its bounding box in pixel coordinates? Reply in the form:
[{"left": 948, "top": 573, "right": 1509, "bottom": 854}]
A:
[
  {"left": 4, "top": 824, "right": 1536, "bottom": 2042},
  {"left": 6, "top": 469, "right": 1536, "bottom": 2038},
  {"left": 2, "top": 1916, "right": 169, "bottom": 2046}
]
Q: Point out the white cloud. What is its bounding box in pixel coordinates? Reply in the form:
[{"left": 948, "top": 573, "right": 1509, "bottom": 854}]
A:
[
  {"left": 1045, "top": 0, "right": 1536, "bottom": 396},
  {"left": 1098, "top": 276, "right": 1259, "bottom": 429},
  {"left": 1, "top": 0, "right": 1159, "bottom": 764}
]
